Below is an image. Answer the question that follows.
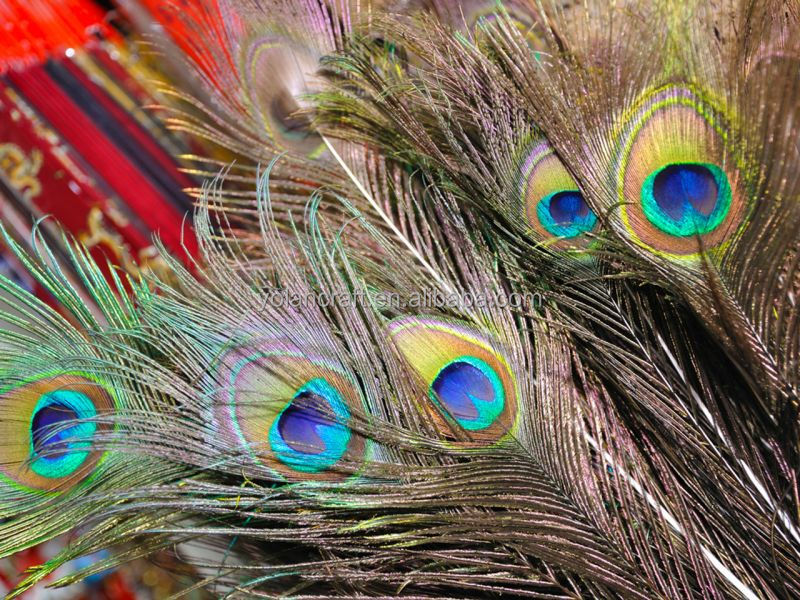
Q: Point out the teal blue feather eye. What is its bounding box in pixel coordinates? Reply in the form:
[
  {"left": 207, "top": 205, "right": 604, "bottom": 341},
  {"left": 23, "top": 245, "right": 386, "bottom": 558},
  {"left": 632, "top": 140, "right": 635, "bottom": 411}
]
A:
[
  {"left": 615, "top": 86, "right": 745, "bottom": 256},
  {"left": 536, "top": 191, "right": 598, "bottom": 238},
  {"left": 268, "top": 378, "right": 351, "bottom": 473},
  {"left": 30, "top": 391, "right": 98, "bottom": 479},
  {"left": 0, "top": 374, "right": 113, "bottom": 492},
  {"left": 641, "top": 163, "right": 731, "bottom": 237},
  {"left": 518, "top": 140, "right": 598, "bottom": 248},
  {"left": 429, "top": 356, "right": 505, "bottom": 432},
  {"left": 388, "top": 317, "right": 519, "bottom": 444},
  {"left": 215, "top": 346, "right": 368, "bottom": 482}
]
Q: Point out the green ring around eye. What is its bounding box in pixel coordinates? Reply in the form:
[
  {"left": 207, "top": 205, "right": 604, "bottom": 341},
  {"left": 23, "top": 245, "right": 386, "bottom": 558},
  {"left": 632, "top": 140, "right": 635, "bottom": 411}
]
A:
[
  {"left": 641, "top": 162, "right": 731, "bottom": 237},
  {"left": 535, "top": 190, "right": 597, "bottom": 238}
]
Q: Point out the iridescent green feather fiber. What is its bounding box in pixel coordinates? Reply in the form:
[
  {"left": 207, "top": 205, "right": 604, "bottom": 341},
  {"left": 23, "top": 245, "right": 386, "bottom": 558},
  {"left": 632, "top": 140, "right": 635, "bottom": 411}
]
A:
[{"left": 0, "top": 225, "right": 191, "bottom": 591}]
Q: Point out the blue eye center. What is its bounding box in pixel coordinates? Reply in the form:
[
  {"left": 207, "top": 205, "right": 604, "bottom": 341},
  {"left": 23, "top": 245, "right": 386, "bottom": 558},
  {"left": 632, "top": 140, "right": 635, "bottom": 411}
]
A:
[
  {"left": 429, "top": 357, "right": 505, "bottom": 432},
  {"left": 31, "top": 403, "right": 79, "bottom": 458},
  {"left": 28, "top": 390, "right": 98, "bottom": 479},
  {"left": 432, "top": 362, "right": 491, "bottom": 420},
  {"left": 653, "top": 164, "right": 717, "bottom": 219},
  {"left": 269, "top": 378, "right": 351, "bottom": 474},
  {"left": 642, "top": 162, "right": 731, "bottom": 237},
  {"left": 536, "top": 191, "right": 597, "bottom": 238},
  {"left": 549, "top": 191, "right": 590, "bottom": 224},
  {"left": 276, "top": 391, "right": 333, "bottom": 455}
]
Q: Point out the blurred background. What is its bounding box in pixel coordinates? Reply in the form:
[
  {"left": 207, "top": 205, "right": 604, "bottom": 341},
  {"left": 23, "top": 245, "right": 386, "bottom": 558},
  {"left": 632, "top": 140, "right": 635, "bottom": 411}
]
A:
[{"left": 0, "top": 0, "right": 215, "bottom": 596}]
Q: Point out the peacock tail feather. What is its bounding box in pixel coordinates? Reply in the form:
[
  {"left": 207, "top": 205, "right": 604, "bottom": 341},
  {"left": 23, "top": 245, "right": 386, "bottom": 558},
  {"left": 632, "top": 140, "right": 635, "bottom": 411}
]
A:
[{"left": 0, "top": 0, "right": 799, "bottom": 598}]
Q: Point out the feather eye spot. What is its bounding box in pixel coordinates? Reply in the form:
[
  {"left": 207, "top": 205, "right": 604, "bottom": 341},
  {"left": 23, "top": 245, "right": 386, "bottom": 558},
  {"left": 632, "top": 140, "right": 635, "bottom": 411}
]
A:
[
  {"left": 31, "top": 403, "right": 79, "bottom": 456},
  {"left": 537, "top": 191, "right": 597, "bottom": 238},
  {"left": 518, "top": 140, "right": 597, "bottom": 248},
  {"left": 0, "top": 374, "right": 113, "bottom": 492},
  {"left": 216, "top": 347, "right": 367, "bottom": 481},
  {"left": 269, "top": 379, "right": 352, "bottom": 474},
  {"left": 642, "top": 163, "right": 731, "bottom": 237},
  {"left": 243, "top": 37, "right": 325, "bottom": 156},
  {"left": 29, "top": 391, "right": 97, "bottom": 479},
  {"left": 388, "top": 318, "right": 518, "bottom": 443},
  {"left": 615, "top": 85, "right": 745, "bottom": 255},
  {"left": 276, "top": 395, "right": 331, "bottom": 455},
  {"left": 430, "top": 357, "right": 505, "bottom": 431}
]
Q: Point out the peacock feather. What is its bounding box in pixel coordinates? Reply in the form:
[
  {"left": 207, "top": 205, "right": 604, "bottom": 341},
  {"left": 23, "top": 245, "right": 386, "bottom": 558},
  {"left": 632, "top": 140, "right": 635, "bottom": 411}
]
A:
[
  {"left": 388, "top": 316, "right": 519, "bottom": 442},
  {"left": 517, "top": 137, "right": 599, "bottom": 247},
  {"left": 0, "top": 0, "right": 799, "bottom": 598}
]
